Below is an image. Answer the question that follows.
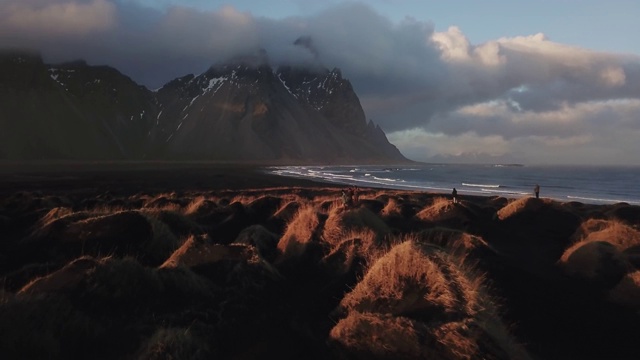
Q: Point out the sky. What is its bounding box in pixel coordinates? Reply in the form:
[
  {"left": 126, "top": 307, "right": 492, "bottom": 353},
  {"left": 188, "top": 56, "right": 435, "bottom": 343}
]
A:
[{"left": 1, "top": 0, "right": 640, "bottom": 165}]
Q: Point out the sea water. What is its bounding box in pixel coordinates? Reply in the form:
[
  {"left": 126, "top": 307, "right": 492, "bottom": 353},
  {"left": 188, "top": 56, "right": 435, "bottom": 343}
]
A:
[{"left": 266, "top": 164, "right": 640, "bottom": 206}]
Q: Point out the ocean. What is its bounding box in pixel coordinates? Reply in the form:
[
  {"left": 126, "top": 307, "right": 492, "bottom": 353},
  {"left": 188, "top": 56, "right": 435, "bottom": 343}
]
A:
[{"left": 266, "top": 164, "right": 640, "bottom": 206}]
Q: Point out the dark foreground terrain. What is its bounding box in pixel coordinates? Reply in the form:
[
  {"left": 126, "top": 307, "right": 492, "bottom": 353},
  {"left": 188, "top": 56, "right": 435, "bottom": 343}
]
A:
[{"left": 1, "top": 163, "right": 640, "bottom": 359}]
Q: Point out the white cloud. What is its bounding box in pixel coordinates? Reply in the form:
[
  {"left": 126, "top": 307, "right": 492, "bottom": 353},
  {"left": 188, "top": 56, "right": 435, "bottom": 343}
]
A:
[
  {"left": 393, "top": 98, "right": 640, "bottom": 165},
  {"left": 0, "top": 0, "right": 117, "bottom": 36},
  {"left": 600, "top": 66, "right": 626, "bottom": 87}
]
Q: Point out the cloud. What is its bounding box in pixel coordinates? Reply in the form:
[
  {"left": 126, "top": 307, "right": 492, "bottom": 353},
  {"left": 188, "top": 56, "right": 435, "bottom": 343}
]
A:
[
  {"left": 0, "top": 0, "right": 117, "bottom": 37},
  {"left": 391, "top": 98, "right": 640, "bottom": 165},
  {"left": 0, "top": 0, "right": 639, "bottom": 164}
]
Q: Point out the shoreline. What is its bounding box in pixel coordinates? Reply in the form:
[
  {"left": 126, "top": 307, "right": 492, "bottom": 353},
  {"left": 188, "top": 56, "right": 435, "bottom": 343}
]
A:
[
  {"left": 265, "top": 164, "right": 640, "bottom": 206},
  {"left": 1, "top": 161, "right": 636, "bottom": 207}
]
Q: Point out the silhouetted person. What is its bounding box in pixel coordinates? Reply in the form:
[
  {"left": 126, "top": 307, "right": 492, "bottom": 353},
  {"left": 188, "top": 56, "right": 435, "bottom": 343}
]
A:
[
  {"left": 452, "top": 188, "right": 458, "bottom": 204},
  {"left": 341, "top": 189, "right": 350, "bottom": 208},
  {"left": 534, "top": 184, "right": 540, "bottom": 199},
  {"left": 353, "top": 186, "right": 359, "bottom": 205}
]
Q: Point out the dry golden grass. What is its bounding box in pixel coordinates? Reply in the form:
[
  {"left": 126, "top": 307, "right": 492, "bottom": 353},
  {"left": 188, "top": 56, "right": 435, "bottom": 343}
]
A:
[
  {"left": 229, "top": 193, "right": 260, "bottom": 205},
  {"left": 432, "top": 320, "right": 481, "bottom": 360},
  {"left": 430, "top": 196, "right": 452, "bottom": 207},
  {"left": 183, "top": 195, "right": 214, "bottom": 216},
  {"left": 39, "top": 207, "right": 97, "bottom": 227},
  {"left": 322, "top": 205, "right": 390, "bottom": 248},
  {"left": 418, "top": 227, "right": 490, "bottom": 258},
  {"left": 559, "top": 240, "right": 630, "bottom": 282},
  {"left": 415, "top": 196, "right": 462, "bottom": 223},
  {"left": 570, "top": 218, "right": 640, "bottom": 251},
  {"left": 143, "top": 193, "right": 184, "bottom": 212},
  {"left": 339, "top": 236, "right": 485, "bottom": 317},
  {"left": 86, "top": 203, "right": 133, "bottom": 215},
  {"left": 309, "top": 192, "right": 339, "bottom": 205},
  {"left": 331, "top": 234, "right": 531, "bottom": 360},
  {"left": 559, "top": 219, "right": 640, "bottom": 282},
  {"left": 18, "top": 256, "right": 99, "bottom": 295},
  {"left": 140, "top": 207, "right": 201, "bottom": 233},
  {"left": 321, "top": 228, "right": 383, "bottom": 277},
  {"left": 277, "top": 205, "right": 321, "bottom": 260},
  {"left": 380, "top": 197, "right": 403, "bottom": 218},
  {"left": 496, "top": 196, "right": 548, "bottom": 220},
  {"left": 330, "top": 311, "right": 431, "bottom": 359},
  {"left": 160, "top": 234, "right": 250, "bottom": 269},
  {"left": 28, "top": 208, "right": 93, "bottom": 242},
  {"left": 272, "top": 200, "right": 302, "bottom": 223},
  {"left": 39, "top": 207, "right": 75, "bottom": 224}
]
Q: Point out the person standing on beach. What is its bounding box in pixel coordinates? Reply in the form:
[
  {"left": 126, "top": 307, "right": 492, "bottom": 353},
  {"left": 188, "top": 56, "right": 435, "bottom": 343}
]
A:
[
  {"left": 341, "top": 189, "right": 350, "bottom": 208},
  {"left": 452, "top": 188, "right": 458, "bottom": 204},
  {"left": 534, "top": 184, "right": 540, "bottom": 199}
]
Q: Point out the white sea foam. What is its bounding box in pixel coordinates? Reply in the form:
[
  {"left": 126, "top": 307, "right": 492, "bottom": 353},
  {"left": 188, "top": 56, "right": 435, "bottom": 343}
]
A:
[
  {"left": 479, "top": 188, "right": 529, "bottom": 196},
  {"left": 566, "top": 195, "right": 636, "bottom": 205},
  {"left": 266, "top": 165, "right": 640, "bottom": 206},
  {"left": 462, "top": 183, "right": 500, "bottom": 188},
  {"left": 372, "top": 176, "right": 398, "bottom": 182}
]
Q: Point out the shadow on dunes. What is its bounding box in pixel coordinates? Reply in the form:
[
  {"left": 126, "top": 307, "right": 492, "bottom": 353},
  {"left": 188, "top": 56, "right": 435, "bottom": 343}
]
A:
[
  {"left": 605, "top": 203, "right": 640, "bottom": 225},
  {"left": 487, "top": 197, "right": 581, "bottom": 276},
  {"left": 23, "top": 210, "right": 182, "bottom": 267},
  {"left": 559, "top": 218, "right": 640, "bottom": 297},
  {"left": 609, "top": 270, "right": 640, "bottom": 310},
  {"left": 1, "top": 255, "right": 219, "bottom": 360}
]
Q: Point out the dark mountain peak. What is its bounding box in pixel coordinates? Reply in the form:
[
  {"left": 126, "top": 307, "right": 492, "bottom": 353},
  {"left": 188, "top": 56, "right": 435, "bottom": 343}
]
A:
[
  {"left": 203, "top": 62, "right": 271, "bottom": 82},
  {"left": 0, "top": 46, "right": 409, "bottom": 164},
  {"left": 56, "top": 59, "right": 88, "bottom": 68},
  {"left": 0, "top": 48, "right": 42, "bottom": 64},
  {"left": 0, "top": 50, "right": 49, "bottom": 88},
  {"left": 276, "top": 65, "right": 329, "bottom": 83},
  {"left": 46, "top": 60, "right": 149, "bottom": 97},
  {"left": 329, "top": 67, "right": 342, "bottom": 78},
  {"left": 275, "top": 64, "right": 357, "bottom": 124},
  {"left": 275, "top": 65, "right": 349, "bottom": 93},
  {"left": 160, "top": 74, "right": 195, "bottom": 91}
]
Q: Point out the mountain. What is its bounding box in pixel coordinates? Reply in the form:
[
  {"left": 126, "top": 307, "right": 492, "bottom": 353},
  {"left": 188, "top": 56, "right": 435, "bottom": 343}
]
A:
[
  {"left": 0, "top": 49, "right": 410, "bottom": 164},
  {"left": 0, "top": 50, "right": 157, "bottom": 160}
]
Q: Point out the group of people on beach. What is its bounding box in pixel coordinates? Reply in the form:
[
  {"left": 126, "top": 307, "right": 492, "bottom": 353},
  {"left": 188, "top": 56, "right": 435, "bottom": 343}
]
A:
[{"left": 341, "top": 186, "right": 359, "bottom": 208}]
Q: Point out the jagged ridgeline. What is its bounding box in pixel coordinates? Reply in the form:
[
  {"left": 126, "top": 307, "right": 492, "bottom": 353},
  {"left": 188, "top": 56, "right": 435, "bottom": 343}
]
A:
[{"left": 0, "top": 49, "right": 408, "bottom": 164}]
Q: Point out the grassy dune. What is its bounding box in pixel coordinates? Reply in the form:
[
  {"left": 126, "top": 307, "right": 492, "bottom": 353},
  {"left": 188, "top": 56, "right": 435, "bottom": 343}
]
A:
[{"left": 1, "top": 166, "right": 640, "bottom": 359}]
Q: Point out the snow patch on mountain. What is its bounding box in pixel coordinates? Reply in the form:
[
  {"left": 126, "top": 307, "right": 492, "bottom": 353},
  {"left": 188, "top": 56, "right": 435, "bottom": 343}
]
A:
[{"left": 277, "top": 73, "right": 296, "bottom": 98}]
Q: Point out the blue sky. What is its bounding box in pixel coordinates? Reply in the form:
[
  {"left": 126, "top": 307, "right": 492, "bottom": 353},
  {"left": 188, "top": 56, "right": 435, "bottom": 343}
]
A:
[{"left": 1, "top": 0, "right": 640, "bottom": 165}]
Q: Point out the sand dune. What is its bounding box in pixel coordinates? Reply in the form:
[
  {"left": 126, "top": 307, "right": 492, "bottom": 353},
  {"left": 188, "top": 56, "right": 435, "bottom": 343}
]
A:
[{"left": 1, "top": 165, "right": 640, "bottom": 359}]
